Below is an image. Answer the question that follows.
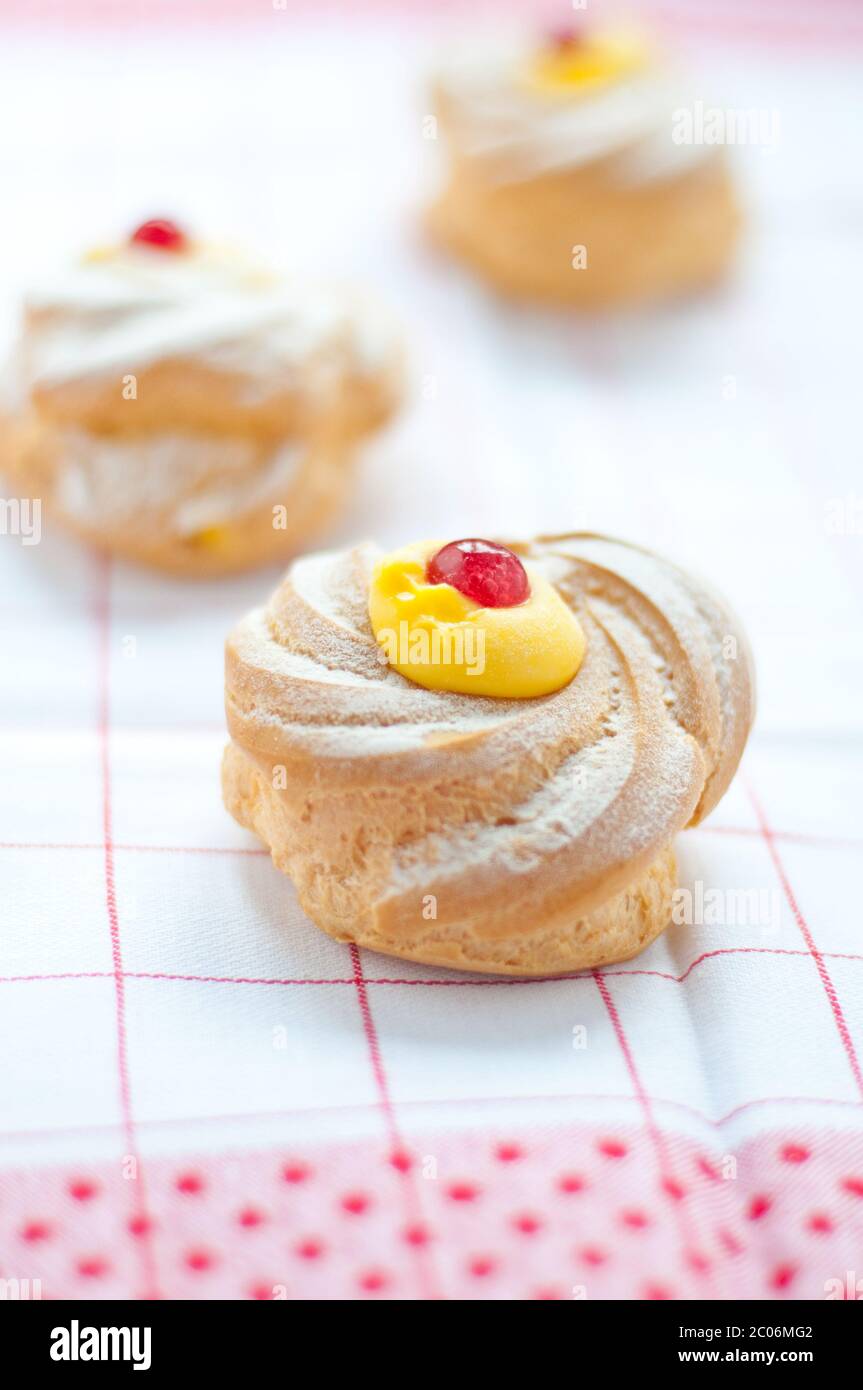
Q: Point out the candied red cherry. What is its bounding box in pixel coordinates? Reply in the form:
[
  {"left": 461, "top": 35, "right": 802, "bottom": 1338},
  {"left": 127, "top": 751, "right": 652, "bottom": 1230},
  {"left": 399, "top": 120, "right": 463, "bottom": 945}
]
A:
[
  {"left": 547, "top": 26, "right": 586, "bottom": 53},
  {"left": 427, "top": 539, "right": 529, "bottom": 608},
  {"left": 130, "top": 218, "right": 188, "bottom": 252}
]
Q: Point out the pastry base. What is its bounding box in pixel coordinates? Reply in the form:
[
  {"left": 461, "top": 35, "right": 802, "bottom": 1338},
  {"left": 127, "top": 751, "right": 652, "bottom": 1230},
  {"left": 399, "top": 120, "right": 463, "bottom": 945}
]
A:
[
  {"left": 1, "top": 348, "right": 400, "bottom": 577},
  {"left": 427, "top": 154, "right": 740, "bottom": 308},
  {"left": 222, "top": 740, "right": 677, "bottom": 976},
  {"left": 0, "top": 419, "right": 357, "bottom": 578}
]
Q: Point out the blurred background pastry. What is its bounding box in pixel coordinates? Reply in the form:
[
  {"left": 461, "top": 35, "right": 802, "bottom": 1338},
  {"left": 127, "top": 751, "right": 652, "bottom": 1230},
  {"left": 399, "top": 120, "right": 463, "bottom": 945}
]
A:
[
  {"left": 427, "top": 24, "right": 740, "bottom": 307},
  {"left": 1, "top": 220, "right": 402, "bottom": 576}
]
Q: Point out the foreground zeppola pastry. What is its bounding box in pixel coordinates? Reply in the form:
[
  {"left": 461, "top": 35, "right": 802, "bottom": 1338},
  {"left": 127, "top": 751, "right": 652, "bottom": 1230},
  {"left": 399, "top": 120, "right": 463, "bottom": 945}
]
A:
[{"left": 222, "top": 533, "right": 755, "bottom": 974}]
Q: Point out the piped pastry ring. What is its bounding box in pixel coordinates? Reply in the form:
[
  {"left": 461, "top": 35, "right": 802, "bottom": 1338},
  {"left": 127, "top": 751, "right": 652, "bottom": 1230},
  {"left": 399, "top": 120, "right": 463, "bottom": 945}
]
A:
[{"left": 222, "top": 533, "right": 755, "bottom": 974}]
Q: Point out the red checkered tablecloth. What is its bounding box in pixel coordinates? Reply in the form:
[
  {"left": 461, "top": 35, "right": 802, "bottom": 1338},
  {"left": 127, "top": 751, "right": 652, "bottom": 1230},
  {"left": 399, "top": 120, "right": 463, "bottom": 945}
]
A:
[{"left": 1, "top": 0, "right": 862, "bottom": 1300}]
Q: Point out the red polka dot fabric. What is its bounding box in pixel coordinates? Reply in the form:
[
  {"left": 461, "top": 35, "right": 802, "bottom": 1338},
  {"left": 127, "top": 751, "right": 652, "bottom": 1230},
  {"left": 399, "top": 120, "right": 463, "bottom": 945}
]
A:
[{"left": 2, "top": 1126, "right": 863, "bottom": 1299}]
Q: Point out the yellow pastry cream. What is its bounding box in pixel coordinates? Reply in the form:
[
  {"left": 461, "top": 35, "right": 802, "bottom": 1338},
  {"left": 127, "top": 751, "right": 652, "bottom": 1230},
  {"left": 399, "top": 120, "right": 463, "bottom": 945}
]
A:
[
  {"left": 368, "top": 539, "right": 585, "bottom": 699},
  {"left": 187, "top": 524, "right": 232, "bottom": 552},
  {"left": 524, "top": 26, "right": 649, "bottom": 98}
]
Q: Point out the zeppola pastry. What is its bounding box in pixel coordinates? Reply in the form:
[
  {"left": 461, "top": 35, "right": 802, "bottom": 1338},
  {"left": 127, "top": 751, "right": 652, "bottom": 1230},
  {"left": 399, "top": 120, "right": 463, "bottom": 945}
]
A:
[
  {"left": 222, "top": 533, "right": 755, "bottom": 975},
  {"left": 427, "top": 26, "right": 740, "bottom": 307},
  {"left": 1, "top": 219, "right": 401, "bottom": 576}
]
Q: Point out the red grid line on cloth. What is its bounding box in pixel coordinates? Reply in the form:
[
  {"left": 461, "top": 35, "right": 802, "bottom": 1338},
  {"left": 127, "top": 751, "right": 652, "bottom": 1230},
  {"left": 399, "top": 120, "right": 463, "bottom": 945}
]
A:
[
  {"left": 349, "top": 944, "right": 398, "bottom": 1150},
  {"left": 94, "top": 554, "right": 160, "bottom": 1300},
  {"left": 3, "top": 1090, "right": 861, "bottom": 1152},
  {"left": 745, "top": 775, "right": 863, "bottom": 1101},
  {"left": 591, "top": 970, "right": 717, "bottom": 1293},
  {"left": 2, "top": 946, "right": 863, "bottom": 989},
  {"left": 349, "top": 943, "right": 441, "bottom": 1299}
]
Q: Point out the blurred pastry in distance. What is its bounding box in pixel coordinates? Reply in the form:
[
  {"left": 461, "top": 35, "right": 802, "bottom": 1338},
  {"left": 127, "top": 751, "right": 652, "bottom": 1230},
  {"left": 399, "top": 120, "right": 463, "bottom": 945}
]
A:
[
  {"left": 1, "top": 220, "right": 401, "bottom": 576},
  {"left": 427, "top": 26, "right": 740, "bottom": 308},
  {"left": 222, "top": 533, "right": 755, "bottom": 975}
]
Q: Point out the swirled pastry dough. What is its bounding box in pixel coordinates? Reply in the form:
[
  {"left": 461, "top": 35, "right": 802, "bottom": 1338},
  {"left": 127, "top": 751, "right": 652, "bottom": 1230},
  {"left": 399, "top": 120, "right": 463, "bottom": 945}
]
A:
[{"left": 222, "top": 533, "right": 755, "bottom": 974}]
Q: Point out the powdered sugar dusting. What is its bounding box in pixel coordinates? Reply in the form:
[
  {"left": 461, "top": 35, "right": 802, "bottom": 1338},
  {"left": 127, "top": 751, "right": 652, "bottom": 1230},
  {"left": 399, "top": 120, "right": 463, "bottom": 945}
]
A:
[
  {"left": 226, "top": 533, "right": 754, "bottom": 908},
  {"left": 55, "top": 430, "right": 302, "bottom": 534},
  {"left": 20, "top": 244, "right": 400, "bottom": 394},
  {"left": 436, "top": 38, "right": 714, "bottom": 187}
]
